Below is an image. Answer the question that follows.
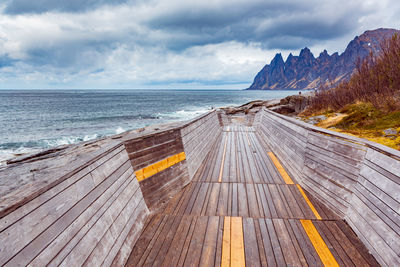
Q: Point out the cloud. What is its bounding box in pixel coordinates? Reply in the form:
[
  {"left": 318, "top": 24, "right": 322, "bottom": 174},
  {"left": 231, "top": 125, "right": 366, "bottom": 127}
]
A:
[
  {"left": 0, "top": 0, "right": 399, "bottom": 88},
  {"left": 4, "top": 0, "right": 130, "bottom": 14}
]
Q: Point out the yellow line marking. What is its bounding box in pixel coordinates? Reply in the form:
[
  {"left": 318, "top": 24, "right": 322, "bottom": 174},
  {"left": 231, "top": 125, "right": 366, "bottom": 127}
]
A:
[
  {"left": 134, "top": 152, "right": 186, "bottom": 182},
  {"left": 230, "top": 217, "right": 246, "bottom": 267},
  {"left": 221, "top": 217, "right": 231, "bottom": 267},
  {"left": 267, "top": 152, "right": 294, "bottom": 184},
  {"left": 297, "top": 184, "right": 322, "bottom": 220},
  {"left": 218, "top": 134, "right": 228, "bottom": 183},
  {"left": 300, "top": 220, "right": 339, "bottom": 267}
]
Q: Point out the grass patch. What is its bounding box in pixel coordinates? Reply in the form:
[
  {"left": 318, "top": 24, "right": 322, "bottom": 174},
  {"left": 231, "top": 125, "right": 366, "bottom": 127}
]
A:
[{"left": 311, "top": 102, "right": 400, "bottom": 150}]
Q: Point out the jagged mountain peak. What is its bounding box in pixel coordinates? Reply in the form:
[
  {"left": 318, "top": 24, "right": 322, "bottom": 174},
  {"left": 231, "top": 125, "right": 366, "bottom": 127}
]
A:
[{"left": 247, "top": 28, "right": 400, "bottom": 90}]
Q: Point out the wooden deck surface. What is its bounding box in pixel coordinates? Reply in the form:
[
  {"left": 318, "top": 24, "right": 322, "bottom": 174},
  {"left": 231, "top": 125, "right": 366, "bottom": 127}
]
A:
[{"left": 126, "top": 125, "right": 379, "bottom": 266}]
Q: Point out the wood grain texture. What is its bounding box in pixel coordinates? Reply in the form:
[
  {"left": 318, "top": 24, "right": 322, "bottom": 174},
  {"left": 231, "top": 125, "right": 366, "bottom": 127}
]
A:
[{"left": 256, "top": 108, "right": 400, "bottom": 266}]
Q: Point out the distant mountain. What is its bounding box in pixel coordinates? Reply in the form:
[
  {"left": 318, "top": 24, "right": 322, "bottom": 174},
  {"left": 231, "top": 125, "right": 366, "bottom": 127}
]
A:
[{"left": 247, "top": 28, "right": 400, "bottom": 90}]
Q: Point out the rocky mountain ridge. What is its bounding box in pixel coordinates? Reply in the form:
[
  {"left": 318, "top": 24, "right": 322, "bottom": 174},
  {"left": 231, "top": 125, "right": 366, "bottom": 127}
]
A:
[{"left": 247, "top": 28, "right": 400, "bottom": 90}]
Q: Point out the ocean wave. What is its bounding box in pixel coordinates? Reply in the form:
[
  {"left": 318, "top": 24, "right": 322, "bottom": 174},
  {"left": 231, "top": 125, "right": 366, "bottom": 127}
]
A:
[
  {"left": 115, "top": 126, "right": 125, "bottom": 134},
  {"left": 73, "top": 114, "right": 160, "bottom": 123},
  {"left": 157, "top": 108, "right": 210, "bottom": 121},
  {"left": 0, "top": 134, "right": 102, "bottom": 165}
]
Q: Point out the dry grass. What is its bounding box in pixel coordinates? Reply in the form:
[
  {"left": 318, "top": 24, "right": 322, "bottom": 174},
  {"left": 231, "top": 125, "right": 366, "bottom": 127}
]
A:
[
  {"left": 301, "top": 34, "right": 400, "bottom": 150},
  {"left": 303, "top": 34, "right": 400, "bottom": 115}
]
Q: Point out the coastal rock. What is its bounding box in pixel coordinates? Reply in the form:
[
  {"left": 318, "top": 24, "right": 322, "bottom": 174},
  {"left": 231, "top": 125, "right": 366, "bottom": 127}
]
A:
[
  {"left": 383, "top": 128, "right": 398, "bottom": 138},
  {"left": 247, "top": 28, "right": 400, "bottom": 90},
  {"left": 304, "top": 115, "right": 327, "bottom": 125}
]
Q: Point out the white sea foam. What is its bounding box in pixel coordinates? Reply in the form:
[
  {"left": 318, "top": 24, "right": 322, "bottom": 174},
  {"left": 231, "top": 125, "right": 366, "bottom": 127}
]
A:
[
  {"left": 158, "top": 107, "right": 211, "bottom": 121},
  {"left": 115, "top": 127, "right": 125, "bottom": 134}
]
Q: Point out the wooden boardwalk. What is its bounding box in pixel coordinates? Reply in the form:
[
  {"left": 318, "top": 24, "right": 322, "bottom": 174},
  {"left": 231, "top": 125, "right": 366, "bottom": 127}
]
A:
[{"left": 126, "top": 126, "right": 379, "bottom": 266}]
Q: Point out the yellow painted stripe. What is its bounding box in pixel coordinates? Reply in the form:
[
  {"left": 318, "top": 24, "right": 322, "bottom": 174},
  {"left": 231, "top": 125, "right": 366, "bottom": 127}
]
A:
[
  {"left": 230, "top": 217, "right": 245, "bottom": 267},
  {"left": 267, "top": 152, "right": 294, "bottom": 184},
  {"left": 221, "top": 217, "right": 231, "bottom": 267},
  {"left": 297, "top": 184, "right": 322, "bottom": 220},
  {"left": 134, "top": 152, "right": 186, "bottom": 182},
  {"left": 300, "top": 220, "right": 339, "bottom": 267},
  {"left": 218, "top": 135, "right": 228, "bottom": 183}
]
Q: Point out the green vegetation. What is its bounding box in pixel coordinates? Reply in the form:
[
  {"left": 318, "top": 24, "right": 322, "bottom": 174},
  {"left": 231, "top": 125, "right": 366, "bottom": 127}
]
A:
[{"left": 302, "top": 34, "right": 400, "bottom": 150}]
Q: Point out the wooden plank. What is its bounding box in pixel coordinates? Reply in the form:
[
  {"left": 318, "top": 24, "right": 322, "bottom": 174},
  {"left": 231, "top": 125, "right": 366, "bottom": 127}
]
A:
[
  {"left": 268, "top": 185, "right": 289, "bottom": 219},
  {"left": 283, "top": 219, "right": 308, "bottom": 266},
  {"left": 59, "top": 178, "right": 140, "bottom": 267},
  {"left": 82, "top": 186, "right": 143, "bottom": 267},
  {"left": 334, "top": 220, "right": 380, "bottom": 267},
  {"left": 176, "top": 216, "right": 199, "bottom": 267},
  {"left": 222, "top": 132, "right": 231, "bottom": 182},
  {"left": 214, "top": 217, "right": 224, "bottom": 267},
  {"left": 313, "top": 220, "right": 353, "bottom": 266},
  {"left": 19, "top": 164, "right": 133, "bottom": 266},
  {"left": 265, "top": 219, "right": 285, "bottom": 265},
  {"left": 0, "top": 145, "right": 124, "bottom": 234},
  {"left": 296, "top": 185, "right": 322, "bottom": 220},
  {"left": 237, "top": 183, "right": 249, "bottom": 218},
  {"left": 231, "top": 184, "right": 238, "bottom": 217},
  {"left": 205, "top": 183, "right": 221, "bottom": 216},
  {"left": 125, "top": 214, "right": 165, "bottom": 265},
  {"left": 345, "top": 204, "right": 400, "bottom": 266},
  {"left": 257, "top": 219, "right": 277, "bottom": 266},
  {"left": 183, "top": 182, "right": 203, "bottom": 215},
  {"left": 190, "top": 183, "right": 210, "bottom": 215},
  {"left": 243, "top": 218, "right": 261, "bottom": 267},
  {"left": 325, "top": 221, "right": 369, "bottom": 266},
  {"left": 253, "top": 219, "right": 268, "bottom": 266},
  {"left": 230, "top": 217, "right": 245, "bottom": 267},
  {"left": 268, "top": 152, "right": 295, "bottom": 184},
  {"left": 161, "top": 215, "right": 193, "bottom": 266},
  {"left": 0, "top": 173, "right": 96, "bottom": 266},
  {"left": 262, "top": 184, "right": 278, "bottom": 218},
  {"left": 273, "top": 219, "right": 301, "bottom": 266},
  {"left": 183, "top": 216, "right": 208, "bottom": 266},
  {"left": 288, "top": 219, "right": 323, "bottom": 267},
  {"left": 142, "top": 215, "right": 181, "bottom": 266},
  {"left": 50, "top": 172, "right": 134, "bottom": 266},
  {"left": 199, "top": 216, "right": 219, "bottom": 267},
  {"left": 217, "top": 183, "right": 229, "bottom": 216},
  {"left": 135, "top": 152, "right": 186, "bottom": 181},
  {"left": 218, "top": 134, "right": 228, "bottom": 183},
  {"left": 280, "top": 185, "right": 304, "bottom": 219},
  {"left": 300, "top": 220, "right": 339, "bottom": 267},
  {"left": 221, "top": 216, "right": 231, "bottom": 267},
  {"left": 229, "top": 132, "right": 237, "bottom": 183},
  {"left": 109, "top": 201, "right": 148, "bottom": 267},
  {"left": 245, "top": 183, "right": 260, "bottom": 218}
]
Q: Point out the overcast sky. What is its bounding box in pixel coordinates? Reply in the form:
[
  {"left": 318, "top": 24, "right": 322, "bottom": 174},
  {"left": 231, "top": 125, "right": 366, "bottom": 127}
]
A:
[{"left": 0, "top": 0, "right": 399, "bottom": 89}]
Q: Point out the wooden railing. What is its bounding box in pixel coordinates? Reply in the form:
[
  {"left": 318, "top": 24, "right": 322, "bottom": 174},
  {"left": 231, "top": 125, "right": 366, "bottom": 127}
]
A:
[{"left": 256, "top": 107, "right": 400, "bottom": 266}]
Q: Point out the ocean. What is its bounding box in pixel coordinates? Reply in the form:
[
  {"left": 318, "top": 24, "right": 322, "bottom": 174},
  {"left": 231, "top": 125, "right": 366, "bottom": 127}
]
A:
[{"left": 0, "top": 89, "right": 296, "bottom": 164}]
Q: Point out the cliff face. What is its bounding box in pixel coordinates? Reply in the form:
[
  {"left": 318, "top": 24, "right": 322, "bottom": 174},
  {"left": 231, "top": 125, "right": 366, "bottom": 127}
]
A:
[{"left": 247, "top": 28, "right": 400, "bottom": 90}]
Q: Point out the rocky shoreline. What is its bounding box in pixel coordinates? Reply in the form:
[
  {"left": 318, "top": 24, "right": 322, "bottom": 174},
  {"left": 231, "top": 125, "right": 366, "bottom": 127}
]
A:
[{"left": 220, "top": 92, "right": 313, "bottom": 117}]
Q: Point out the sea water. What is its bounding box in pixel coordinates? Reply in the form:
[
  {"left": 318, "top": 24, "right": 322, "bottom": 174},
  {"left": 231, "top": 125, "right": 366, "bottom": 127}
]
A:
[{"left": 0, "top": 89, "right": 296, "bottom": 164}]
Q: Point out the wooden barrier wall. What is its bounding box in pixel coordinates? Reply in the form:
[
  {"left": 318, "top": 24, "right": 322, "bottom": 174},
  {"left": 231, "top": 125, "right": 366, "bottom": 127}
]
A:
[
  {"left": 256, "top": 108, "right": 400, "bottom": 266},
  {"left": 124, "top": 129, "right": 190, "bottom": 211},
  {"left": 0, "top": 143, "right": 149, "bottom": 267},
  {"left": 0, "top": 109, "right": 222, "bottom": 266},
  {"left": 181, "top": 110, "right": 222, "bottom": 179}
]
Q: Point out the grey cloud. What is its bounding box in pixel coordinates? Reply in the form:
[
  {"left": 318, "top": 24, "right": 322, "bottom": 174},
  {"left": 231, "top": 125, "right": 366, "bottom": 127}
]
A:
[
  {"left": 145, "top": 0, "right": 369, "bottom": 51},
  {"left": 0, "top": 55, "right": 15, "bottom": 68},
  {"left": 4, "top": 0, "right": 130, "bottom": 14},
  {"left": 0, "top": 0, "right": 397, "bottom": 89}
]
